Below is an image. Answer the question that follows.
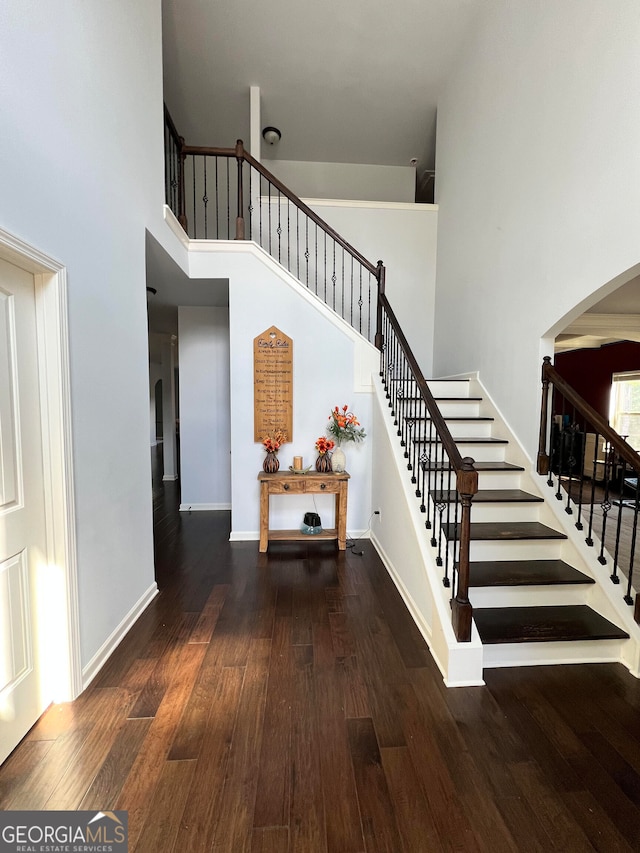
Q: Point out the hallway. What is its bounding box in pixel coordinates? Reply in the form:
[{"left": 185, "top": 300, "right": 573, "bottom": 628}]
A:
[{"left": 1, "top": 453, "right": 640, "bottom": 851}]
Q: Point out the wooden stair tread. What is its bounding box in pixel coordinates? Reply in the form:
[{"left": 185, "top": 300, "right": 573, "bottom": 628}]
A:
[
  {"left": 474, "top": 605, "right": 629, "bottom": 644},
  {"left": 467, "top": 560, "right": 595, "bottom": 587},
  {"left": 432, "top": 489, "right": 543, "bottom": 503},
  {"left": 423, "top": 461, "right": 524, "bottom": 472},
  {"left": 443, "top": 521, "right": 567, "bottom": 541},
  {"left": 415, "top": 436, "right": 508, "bottom": 444}
]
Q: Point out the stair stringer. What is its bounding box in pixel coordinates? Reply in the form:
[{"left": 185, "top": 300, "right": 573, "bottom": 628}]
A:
[
  {"left": 451, "top": 375, "right": 640, "bottom": 676},
  {"left": 369, "top": 376, "right": 484, "bottom": 687}
]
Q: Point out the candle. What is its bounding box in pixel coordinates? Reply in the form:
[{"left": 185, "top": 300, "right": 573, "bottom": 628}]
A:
[{"left": 293, "top": 455, "right": 303, "bottom": 470}]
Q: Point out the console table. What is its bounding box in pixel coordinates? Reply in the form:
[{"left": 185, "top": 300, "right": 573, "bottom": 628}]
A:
[{"left": 257, "top": 470, "right": 350, "bottom": 553}]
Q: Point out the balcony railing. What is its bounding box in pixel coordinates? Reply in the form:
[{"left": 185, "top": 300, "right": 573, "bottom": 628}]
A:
[{"left": 538, "top": 356, "right": 640, "bottom": 623}]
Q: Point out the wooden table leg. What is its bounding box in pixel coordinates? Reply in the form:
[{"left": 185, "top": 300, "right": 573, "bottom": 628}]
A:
[
  {"left": 336, "top": 483, "right": 347, "bottom": 550},
  {"left": 259, "top": 482, "right": 269, "bottom": 553}
]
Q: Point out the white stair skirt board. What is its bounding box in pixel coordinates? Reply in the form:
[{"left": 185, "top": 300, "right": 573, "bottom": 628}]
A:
[{"left": 179, "top": 503, "right": 232, "bottom": 511}]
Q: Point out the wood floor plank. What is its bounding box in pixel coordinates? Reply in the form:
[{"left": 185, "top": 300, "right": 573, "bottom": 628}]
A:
[
  {"left": 171, "top": 666, "right": 245, "bottom": 853},
  {"left": 253, "top": 617, "right": 294, "bottom": 828},
  {"left": 45, "top": 687, "right": 137, "bottom": 809},
  {"left": 380, "top": 746, "right": 441, "bottom": 852},
  {"left": 508, "top": 760, "right": 596, "bottom": 853},
  {"left": 209, "top": 638, "right": 271, "bottom": 853},
  {"left": 251, "top": 827, "right": 290, "bottom": 853},
  {"left": 79, "top": 717, "right": 152, "bottom": 810},
  {"left": 289, "top": 644, "right": 326, "bottom": 852},
  {"left": 134, "top": 759, "right": 196, "bottom": 853},
  {"left": 347, "top": 718, "right": 403, "bottom": 853},
  {"left": 0, "top": 740, "right": 53, "bottom": 808},
  {"left": 189, "top": 583, "right": 230, "bottom": 644},
  {"left": 115, "top": 642, "right": 208, "bottom": 848},
  {"left": 313, "top": 622, "right": 365, "bottom": 853}
]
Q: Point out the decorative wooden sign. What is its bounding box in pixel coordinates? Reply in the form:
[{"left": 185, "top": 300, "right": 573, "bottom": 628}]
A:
[{"left": 253, "top": 325, "right": 293, "bottom": 442}]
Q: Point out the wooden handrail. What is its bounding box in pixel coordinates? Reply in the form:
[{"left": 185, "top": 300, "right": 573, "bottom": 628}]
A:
[
  {"left": 242, "top": 149, "right": 379, "bottom": 277},
  {"left": 180, "top": 140, "right": 380, "bottom": 278},
  {"left": 542, "top": 357, "right": 640, "bottom": 474},
  {"left": 379, "top": 293, "right": 468, "bottom": 475},
  {"left": 163, "top": 104, "right": 182, "bottom": 146}
]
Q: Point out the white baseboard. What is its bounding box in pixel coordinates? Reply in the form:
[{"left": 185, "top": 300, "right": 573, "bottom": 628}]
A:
[
  {"left": 179, "top": 502, "right": 231, "bottom": 511},
  {"left": 162, "top": 474, "right": 178, "bottom": 481},
  {"left": 229, "top": 531, "right": 259, "bottom": 541},
  {"left": 81, "top": 581, "right": 159, "bottom": 688}
]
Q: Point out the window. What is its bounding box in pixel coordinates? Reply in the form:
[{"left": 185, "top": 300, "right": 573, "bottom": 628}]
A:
[{"left": 610, "top": 371, "right": 640, "bottom": 450}]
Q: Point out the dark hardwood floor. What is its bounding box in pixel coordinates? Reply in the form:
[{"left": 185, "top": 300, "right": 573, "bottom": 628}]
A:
[{"left": 2, "top": 448, "right": 640, "bottom": 851}]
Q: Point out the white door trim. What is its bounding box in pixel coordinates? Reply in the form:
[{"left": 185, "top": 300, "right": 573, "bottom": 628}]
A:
[{"left": 0, "top": 226, "right": 81, "bottom": 701}]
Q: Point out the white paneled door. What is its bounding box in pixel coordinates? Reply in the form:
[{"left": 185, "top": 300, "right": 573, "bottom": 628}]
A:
[{"left": 0, "top": 257, "right": 48, "bottom": 764}]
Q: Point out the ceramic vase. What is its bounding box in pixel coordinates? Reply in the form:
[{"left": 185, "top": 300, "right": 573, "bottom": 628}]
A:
[
  {"left": 315, "top": 453, "right": 332, "bottom": 473},
  {"left": 332, "top": 445, "right": 346, "bottom": 473},
  {"left": 263, "top": 451, "right": 280, "bottom": 473}
]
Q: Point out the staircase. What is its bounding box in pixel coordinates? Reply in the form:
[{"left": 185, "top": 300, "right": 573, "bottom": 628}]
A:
[{"left": 404, "top": 377, "right": 631, "bottom": 670}]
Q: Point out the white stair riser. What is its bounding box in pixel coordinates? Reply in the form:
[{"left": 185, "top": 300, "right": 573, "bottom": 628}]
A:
[
  {"left": 425, "top": 381, "right": 473, "bottom": 398},
  {"left": 445, "top": 503, "right": 542, "bottom": 523},
  {"left": 470, "top": 585, "right": 590, "bottom": 609},
  {"left": 476, "top": 472, "right": 523, "bottom": 489},
  {"left": 464, "top": 539, "right": 565, "bottom": 562},
  {"left": 481, "top": 638, "right": 628, "bottom": 670},
  {"left": 417, "top": 442, "right": 506, "bottom": 463},
  {"left": 437, "top": 402, "right": 482, "bottom": 418}
]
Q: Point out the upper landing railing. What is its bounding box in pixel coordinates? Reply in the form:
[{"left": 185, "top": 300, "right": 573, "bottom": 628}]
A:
[
  {"left": 538, "top": 357, "right": 640, "bottom": 623},
  {"left": 164, "top": 106, "right": 478, "bottom": 641}
]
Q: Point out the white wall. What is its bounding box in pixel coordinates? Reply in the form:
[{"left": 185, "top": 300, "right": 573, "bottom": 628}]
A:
[
  {"left": 0, "top": 0, "right": 166, "bottom": 669},
  {"left": 308, "top": 200, "right": 437, "bottom": 376},
  {"left": 263, "top": 159, "right": 416, "bottom": 203},
  {"left": 178, "top": 307, "right": 231, "bottom": 508},
  {"left": 434, "top": 0, "right": 640, "bottom": 458},
  {"left": 183, "top": 243, "right": 376, "bottom": 538}
]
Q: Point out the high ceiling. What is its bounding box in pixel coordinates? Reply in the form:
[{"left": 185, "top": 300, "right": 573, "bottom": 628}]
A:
[{"left": 161, "top": 0, "right": 485, "bottom": 172}]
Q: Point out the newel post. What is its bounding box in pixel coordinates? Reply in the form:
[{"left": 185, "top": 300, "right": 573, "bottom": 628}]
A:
[
  {"left": 234, "top": 139, "right": 246, "bottom": 240},
  {"left": 537, "top": 356, "right": 552, "bottom": 475},
  {"left": 452, "top": 458, "right": 477, "bottom": 642},
  {"left": 178, "top": 136, "right": 188, "bottom": 233},
  {"left": 374, "top": 260, "right": 385, "bottom": 351}
]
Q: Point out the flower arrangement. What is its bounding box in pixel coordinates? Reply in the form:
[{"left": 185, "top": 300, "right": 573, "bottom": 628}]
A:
[
  {"left": 315, "top": 436, "right": 335, "bottom": 456},
  {"left": 261, "top": 430, "right": 287, "bottom": 453},
  {"left": 327, "top": 405, "right": 366, "bottom": 445}
]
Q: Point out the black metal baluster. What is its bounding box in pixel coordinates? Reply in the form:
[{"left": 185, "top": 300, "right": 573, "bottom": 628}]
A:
[
  {"left": 332, "top": 242, "right": 336, "bottom": 311},
  {"left": 341, "top": 249, "right": 345, "bottom": 323},
  {"left": 624, "top": 481, "right": 639, "bottom": 605},
  {"left": 350, "top": 257, "right": 354, "bottom": 327},
  {"left": 287, "top": 196, "right": 290, "bottom": 272},
  {"left": 315, "top": 224, "right": 318, "bottom": 295},
  {"left": 226, "top": 158, "right": 230, "bottom": 239},
  {"left": 192, "top": 156, "right": 197, "bottom": 239},
  {"left": 425, "top": 413, "right": 435, "bottom": 532},
  {"left": 575, "top": 425, "right": 587, "bottom": 530},
  {"left": 277, "top": 190, "right": 282, "bottom": 263},
  {"left": 305, "top": 218, "right": 309, "bottom": 287},
  {"left": 555, "top": 398, "right": 567, "bottom": 502},
  {"left": 247, "top": 164, "right": 253, "bottom": 240},
  {"left": 203, "top": 156, "right": 208, "bottom": 239},
  {"left": 358, "top": 266, "right": 363, "bottom": 335},
  {"left": 323, "top": 231, "right": 327, "bottom": 303},
  {"left": 564, "top": 414, "right": 577, "bottom": 515},
  {"left": 585, "top": 431, "right": 599, "bottom": 546},
  {"left": 268, "top": 182, "right": 272, "bottom": 256},
  {"left": 215, "top": 157, "right": 219, "bottom": 239},
  {"left": 597, "top": 443, "right": 614, "bottom": 565},
  {"left": 611, "top": 449, "right": 624, "bottom": 585}
]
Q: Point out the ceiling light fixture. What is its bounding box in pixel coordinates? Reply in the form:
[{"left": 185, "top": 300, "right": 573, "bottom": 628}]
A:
[{"left": 262, "top": 126, "right": 282, "bottom": 146}]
